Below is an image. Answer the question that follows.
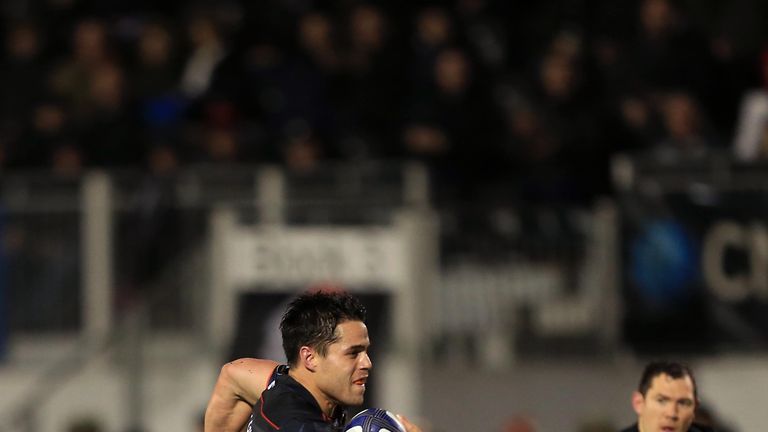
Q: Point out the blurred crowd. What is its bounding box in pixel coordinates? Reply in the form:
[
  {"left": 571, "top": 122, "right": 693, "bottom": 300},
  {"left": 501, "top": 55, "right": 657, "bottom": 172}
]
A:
[{"left": 2, "top": 0, "right": 768, "bottom": 205}]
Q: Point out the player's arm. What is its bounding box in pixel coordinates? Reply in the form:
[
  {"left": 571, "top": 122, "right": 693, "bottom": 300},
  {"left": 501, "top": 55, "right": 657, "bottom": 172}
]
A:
[{"left": 204, "top": 358, "right": 279, "bottom": 432}]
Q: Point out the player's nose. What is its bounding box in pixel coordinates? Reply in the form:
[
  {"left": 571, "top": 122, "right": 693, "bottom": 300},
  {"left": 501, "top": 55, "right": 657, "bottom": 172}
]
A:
[{"left": 360, "top": 352, "right": 372, "bottom": 370}]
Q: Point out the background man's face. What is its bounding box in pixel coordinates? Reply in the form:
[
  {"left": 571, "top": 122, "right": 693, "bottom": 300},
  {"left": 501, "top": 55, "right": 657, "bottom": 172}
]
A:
[{"left": 633, "top": 373, "right": 696, "bottom": 432}]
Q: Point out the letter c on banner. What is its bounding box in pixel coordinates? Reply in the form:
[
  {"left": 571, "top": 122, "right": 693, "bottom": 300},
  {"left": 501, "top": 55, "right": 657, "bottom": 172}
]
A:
[{"left": 702, "top": 221, "right": 750, "bottom": 302}]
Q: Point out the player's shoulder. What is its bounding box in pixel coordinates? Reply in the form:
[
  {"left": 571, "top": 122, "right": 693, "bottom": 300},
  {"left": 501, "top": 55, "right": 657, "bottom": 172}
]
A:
[
  {"left": 250, "top": 358, "right": 281, "bottom": 380},
  {"left": 263, "top": 364, "right": 290, "bottom": 391},
  {"left": 261, "top": 372, "right": 315, "bottom": 413},
  {"left": 223, "top": 358, "right": 280, "bottom": 385}
]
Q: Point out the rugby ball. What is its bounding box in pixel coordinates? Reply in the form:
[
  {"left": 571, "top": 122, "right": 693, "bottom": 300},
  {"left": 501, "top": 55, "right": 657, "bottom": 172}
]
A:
[{"left": 344, "top": 408, "right": 406, "bottom": 432}]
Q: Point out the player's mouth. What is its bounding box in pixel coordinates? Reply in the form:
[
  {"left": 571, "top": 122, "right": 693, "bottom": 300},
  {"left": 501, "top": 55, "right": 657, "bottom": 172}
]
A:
[
  {"left": 660, "top": 426, "right": 676, "bottom": 432},
  {"left": 353, "top": 377, "right": 368, "bottom": 386}
]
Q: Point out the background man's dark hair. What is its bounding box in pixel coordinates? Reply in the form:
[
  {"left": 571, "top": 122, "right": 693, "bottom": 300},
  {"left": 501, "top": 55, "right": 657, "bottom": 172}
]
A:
[
  {"left": 637, "top": 360, "right": 698, "bottom": 401},
  {"left": 280, "top": 290, "right": 367, "bottom": 366}
]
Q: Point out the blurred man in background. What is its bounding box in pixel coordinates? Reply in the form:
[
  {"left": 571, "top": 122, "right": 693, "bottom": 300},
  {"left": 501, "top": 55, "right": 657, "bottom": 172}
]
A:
[{"left": 621, "top": 361, "right": 712, "bottom": 432}]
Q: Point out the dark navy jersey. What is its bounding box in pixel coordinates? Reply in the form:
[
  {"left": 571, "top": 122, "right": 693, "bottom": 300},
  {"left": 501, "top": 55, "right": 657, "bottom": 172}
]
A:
[{"left": 247, "top": 365, "right": 346, "bottom": 432}]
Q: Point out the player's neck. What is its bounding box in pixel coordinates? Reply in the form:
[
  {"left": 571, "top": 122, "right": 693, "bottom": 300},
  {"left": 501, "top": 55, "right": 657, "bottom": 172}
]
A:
[{"left": 289, "top": 367, "right": 337, "bottom": 417}]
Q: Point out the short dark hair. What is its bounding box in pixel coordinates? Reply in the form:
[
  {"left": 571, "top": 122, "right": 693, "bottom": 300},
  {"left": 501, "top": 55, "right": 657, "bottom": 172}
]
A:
[
  {"left": 637, "top": 361, "right": 698, "bottom": 401},
  {"left": 280, "top": 290, "right": 367, "bottom": 366}
]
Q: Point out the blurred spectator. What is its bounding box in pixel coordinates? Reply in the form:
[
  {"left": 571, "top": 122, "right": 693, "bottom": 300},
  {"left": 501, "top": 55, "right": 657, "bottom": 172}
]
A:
[
  {"left": 201, "top": 126, "right": 240, "bottom": 164},
  {"left": 698, "top": 0, "right": 768, "bottom": 64},
  {"left": 609, "top": 91, "right": 663, "bottom": 155},
  {"left": 280, "top": 125, "right": 324, "bottom": 174},
  {"left": 346, "top": 5, "right": 388, "bottom": 69},
  {"left": 131, "top": 19, "right": 182, "bottom": 101},
  {"left": 10, "top": 98, "right": 72, "bottom": 169},
  {"left": 732, "top": 48, "right": 768, "bottom": 161},
  {"left": 51, "top": 144, "right": 85, "bottom": 177},
  {"left": 454, "top": 0, "right": 508, "bottom": 78},
  {"left": 50, "top": 18, "right": 115, "bottom": 118},
  {"left": 338, "top": 4, "right": 404, "bottom": 159},
  {"left": 0, "top": 21, "right": 47, "bottom": 146},
  {"left": 77, "top": 62, "right": 142, "bottom": 167},
  {"left": 623, "top": 0, "right": 713, "bottom": 105},
  {"left": 180, "top": 13, "right": 225, "bottom": 99},
  {"left": 181, "top": 97, "right": 243, "bottom": 163},
  {"left": 212, "top": 10, "right": 342, "bottom": 156},
  {"left": 652, "top": 91, "right": 720, "bottom": 160},
  {"left": 225, "top": 38, "right": 288, "bottom": 151},
  {"left": 282, "top": 11, "right": 341, "bottom": 144},
  {"left": 403, "top": 46, "right": 502, "bottom": 201},
  {"left": 296, "top": 11, "right": 340, "bottom": 74},
  {"left": 410, "top": 6, "right": 457, "bottom": 94},
  {"left": 500, "top": 35, "right": 601, "bottom": 204},
  {"left": 147, "top": 144, "right": 178, "bottom": 174},
  {"left": 691, "top": 0, "right": 768, "bottom": 134}
]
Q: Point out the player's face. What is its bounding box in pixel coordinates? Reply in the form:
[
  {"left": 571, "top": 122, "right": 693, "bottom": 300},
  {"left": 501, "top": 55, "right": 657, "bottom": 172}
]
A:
[
  {"left": 315, "top": 320, "right": 372, "bottom": 407},
  {"left": 633, "top": 373, "right": 696, "bottom": 432}
]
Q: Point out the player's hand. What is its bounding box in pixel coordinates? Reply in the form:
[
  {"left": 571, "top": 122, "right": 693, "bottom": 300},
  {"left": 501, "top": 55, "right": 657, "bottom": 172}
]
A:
[{"left": 395, "top": 414, "right": 423, "bottom": 432}]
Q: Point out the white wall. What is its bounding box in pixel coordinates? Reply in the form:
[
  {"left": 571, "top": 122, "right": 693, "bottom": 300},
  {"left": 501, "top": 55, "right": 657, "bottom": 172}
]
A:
[{"left": 697, "top": 356, "right": 768, "bottom": 432}]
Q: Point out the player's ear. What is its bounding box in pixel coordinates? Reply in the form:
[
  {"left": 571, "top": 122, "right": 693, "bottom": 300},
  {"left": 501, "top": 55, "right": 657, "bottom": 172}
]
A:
[
  {"left": 632, "top": 391, "right": 645, "bottom": 415},
  {"left": 299, "top": 346, "right": 318, "bottom": 371}
]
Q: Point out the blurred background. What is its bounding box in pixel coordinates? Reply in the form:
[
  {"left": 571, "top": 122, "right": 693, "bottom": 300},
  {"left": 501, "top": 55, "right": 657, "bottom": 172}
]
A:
[{"left": 0, "top": 0, "right": 767, "bottom": 431}]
